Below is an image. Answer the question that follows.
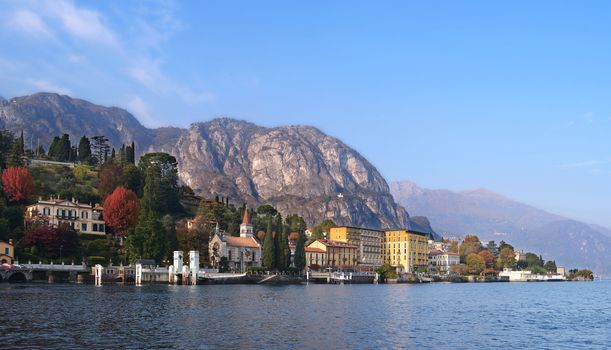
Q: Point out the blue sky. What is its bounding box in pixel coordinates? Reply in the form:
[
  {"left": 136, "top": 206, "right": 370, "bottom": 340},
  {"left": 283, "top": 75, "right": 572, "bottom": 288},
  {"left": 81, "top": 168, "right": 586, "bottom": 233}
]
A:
[{"left": 1, "top": 1, "right": 611, "bottom": 227}]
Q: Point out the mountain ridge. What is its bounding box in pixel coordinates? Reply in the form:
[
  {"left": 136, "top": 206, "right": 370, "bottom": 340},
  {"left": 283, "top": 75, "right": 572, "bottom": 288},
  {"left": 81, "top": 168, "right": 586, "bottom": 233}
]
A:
[
  {"left": 1, "top": 92, "right": 413, "bottom": 231},
  {"left": 390, "top": 180, "right": 611, "bottom": 275}
]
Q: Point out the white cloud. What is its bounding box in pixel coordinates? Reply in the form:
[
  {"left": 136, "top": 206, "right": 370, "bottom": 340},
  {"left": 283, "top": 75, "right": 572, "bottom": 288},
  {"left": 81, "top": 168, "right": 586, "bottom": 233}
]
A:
[
  {"left": 127, "top": 96, "right": 158, "bottom": 127},
  {"left": 44, "top": 0, "right": 118, "bottom": 47},
  {"left": 129, "top": 58, "right": 215, "bottom": 104},
  {"left": 7, "top": 10, "right": 54, "bottom": 38},
  {"left": 26, "top": 79, "right": 71, "bottom": 95}
]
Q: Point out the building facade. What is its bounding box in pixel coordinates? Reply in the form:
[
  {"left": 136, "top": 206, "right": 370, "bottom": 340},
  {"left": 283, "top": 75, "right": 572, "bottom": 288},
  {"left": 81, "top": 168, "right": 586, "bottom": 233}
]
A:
[
  {"left": 329, "top": 226, "right": 384, "bottom": 268},
  {"left": 1, "top": 240, "right": 15, "bottom": 264},
  {"left": 305, "top": 246, "right": 327, "bottom": 270},
  {"left": 25, "top": 197, "right": 106, "bottom": 235},
  {"left": 208, "top": 209, "right": 262, "bottom": 272},
  {"left": 306, "top": 239, "right": 359, "bottom": 270},
  {"left": 384, "top": 230, "right": 429, "bottom": 273},
  {"left": 428, "top": 250, "right": 460, "bottom": 275}
]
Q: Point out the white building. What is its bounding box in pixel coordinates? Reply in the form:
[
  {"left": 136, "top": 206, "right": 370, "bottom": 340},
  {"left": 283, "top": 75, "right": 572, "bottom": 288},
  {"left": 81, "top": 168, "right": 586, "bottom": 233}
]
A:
[
  {"left": 25, "top": 197, "right": 106, "bottom": 235},
  {"left": 428, "top": 250, "right": 460, "bottom": 275},
  {"left": 208, "top": 209, "right": 262, "bottom": 272},
  {"left": 499, "top": 268, "right": 566, "bottom": 282}
]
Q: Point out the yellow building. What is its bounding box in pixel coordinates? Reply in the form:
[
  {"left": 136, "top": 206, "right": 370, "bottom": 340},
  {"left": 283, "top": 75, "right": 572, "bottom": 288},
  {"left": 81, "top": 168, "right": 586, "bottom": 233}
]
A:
[
  {"left": 25, "top": 197, "right": 106, "bottom": 235},
  {"left": 306, "top": 239, "right": 359, "bottom": 270},
  {"left": 330, "top": 226, "right": 384, "bottom": 267},
  {"left": 1, "top": 240, "right": 15, "bottom": 264},
  {"left": 384, "top": 229, "right": 429, "bottom": 273}
]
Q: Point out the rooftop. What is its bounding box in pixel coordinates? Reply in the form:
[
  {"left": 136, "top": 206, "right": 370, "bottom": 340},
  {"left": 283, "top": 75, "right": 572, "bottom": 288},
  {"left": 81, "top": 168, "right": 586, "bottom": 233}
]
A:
[{"left": 225, "top": 236, "right": 260, "bottom": 248}]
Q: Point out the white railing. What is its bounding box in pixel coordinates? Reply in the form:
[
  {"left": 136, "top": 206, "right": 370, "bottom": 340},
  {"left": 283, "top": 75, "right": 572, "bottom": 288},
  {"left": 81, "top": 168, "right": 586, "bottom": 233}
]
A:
[{"left": 13, "top": 262, "right": 89, "bottom": 272}]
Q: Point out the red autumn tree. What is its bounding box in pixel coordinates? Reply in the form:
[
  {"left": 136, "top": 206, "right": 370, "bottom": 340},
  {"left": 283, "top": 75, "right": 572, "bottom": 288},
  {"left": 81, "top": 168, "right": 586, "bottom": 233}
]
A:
[
  {"left": 23, "top": 223, "right": 79, "bottom": 258},
  {"left": 1, "top": 166, "right": 35, "bottom": 202},
  {"left": 103, "top": 186, "right": 140, "bottom": 237},
  {"left": 478, "top": 250, "right": 495, "bottom": 269}
]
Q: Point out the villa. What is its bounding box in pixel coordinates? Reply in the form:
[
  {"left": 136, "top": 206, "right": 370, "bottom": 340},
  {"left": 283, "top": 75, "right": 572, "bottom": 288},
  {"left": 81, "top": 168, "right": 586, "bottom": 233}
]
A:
[{"left": 25, "top": 197, "right": 107, "bottom": 235}]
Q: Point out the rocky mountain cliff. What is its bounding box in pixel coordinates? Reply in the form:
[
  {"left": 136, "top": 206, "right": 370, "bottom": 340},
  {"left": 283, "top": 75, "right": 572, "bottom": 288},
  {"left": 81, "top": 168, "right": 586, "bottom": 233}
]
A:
[
  {"left": 1, "top": 93, "right": 409, "bottom": 229},
  {"left": 391, "top": 180, "right": 611, "bottom": 276},
  {"left": 168, "top": 118, "right": 411, "bottom": 228}
]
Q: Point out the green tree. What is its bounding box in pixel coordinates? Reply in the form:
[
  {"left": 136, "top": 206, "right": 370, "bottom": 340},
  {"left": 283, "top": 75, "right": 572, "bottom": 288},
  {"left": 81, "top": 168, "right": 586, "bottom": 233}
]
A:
[
  {"left": 257, "top": 204, "right": 278, "bottom": 217},
  {"left": 273, "top": 214, "right": 282, "bottom": 269},
  {"left": 77, "top": 136, "right": 92, "bottom": 164},
  {"left": 126, "top": 210, "right": 168, "bottom": 263},
  {"left": 162, "top": 214, "right": 179, "bottom": 260},
  {"left": 544, "top": 260, "right": 557, "bottom": 272},
  {"left": 138, "top": 152, "right": 181, "bottom": 214},
  {"left": 279, "top": 220, "right": 290, "bottom": 270},
  {"left": 312, "top": 219, "right": 336, "bottom": 240},
  {"left": 122, "top": 163, "right": 143, "bottom": 196},
  {"left": 375, "top": 264, "right": 398, "bottom": 282},
  {"left": 262, "top": 216, "right": 275, "bottom": 269},
  {"left": 525, "top": 252, "right": 541, "bottom": 268},
  {"left": 0, "top": 130, "right": 16, "bottom": 169},
  {"left": 294, "top": 230, "right": 306, "bottom": 271},
  {"left": 6, "top": 141, "right": 24, "bottom": 167},
  {"left": 486, "top": 240, "right": 498, "bottom": 257},
  {"left": 498, "top": 240, "right": 514, "bottom": 251}
]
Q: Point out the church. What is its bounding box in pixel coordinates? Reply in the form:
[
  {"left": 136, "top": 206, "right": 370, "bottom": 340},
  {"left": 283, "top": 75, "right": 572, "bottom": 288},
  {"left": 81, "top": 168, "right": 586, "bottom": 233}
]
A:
[{"left": 208, "top": 209, "right": 262, "bottom": 272}]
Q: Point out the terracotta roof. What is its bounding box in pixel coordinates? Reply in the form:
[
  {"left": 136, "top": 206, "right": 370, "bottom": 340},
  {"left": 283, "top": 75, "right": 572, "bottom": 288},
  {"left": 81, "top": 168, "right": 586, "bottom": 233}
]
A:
[
  {"left": 225, "top": 236, "right": 260, "bottom": 248},
  {"left": 313, "top": 239, "right": 358, "bottom": 249},
  {"left": 242, "top": 209, "right": 250, "bottom": 225},
  {"left": 305, "top": 247, "right": 325, "bottom": 253}
]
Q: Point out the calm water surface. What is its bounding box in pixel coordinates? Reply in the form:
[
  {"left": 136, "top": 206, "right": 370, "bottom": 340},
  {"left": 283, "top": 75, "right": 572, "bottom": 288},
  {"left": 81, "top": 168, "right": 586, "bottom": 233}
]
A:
[{"left": 1, "top": 281, "right": 610, "bottom": 349}]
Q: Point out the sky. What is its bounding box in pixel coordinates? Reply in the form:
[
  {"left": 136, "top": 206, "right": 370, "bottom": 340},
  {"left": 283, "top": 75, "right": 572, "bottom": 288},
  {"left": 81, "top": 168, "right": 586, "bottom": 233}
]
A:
[{"left": 1, "top": 1, "right": 611, "bottom": 227}]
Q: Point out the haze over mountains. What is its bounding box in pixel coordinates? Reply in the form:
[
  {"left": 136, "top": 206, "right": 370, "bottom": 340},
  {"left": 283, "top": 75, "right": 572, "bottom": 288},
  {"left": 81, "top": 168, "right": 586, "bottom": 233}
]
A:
[
  {"left": 391, "top": 180, "right": 611, "bottom": 276},
  {"left": 0, "top": 93, "right": 419, "bottom": 231}
]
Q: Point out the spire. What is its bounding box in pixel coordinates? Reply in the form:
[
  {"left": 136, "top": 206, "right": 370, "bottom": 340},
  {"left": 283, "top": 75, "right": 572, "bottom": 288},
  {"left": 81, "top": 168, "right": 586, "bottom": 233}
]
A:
[{"left": 242, "top": 208, "right": 250, "bottom": 225}]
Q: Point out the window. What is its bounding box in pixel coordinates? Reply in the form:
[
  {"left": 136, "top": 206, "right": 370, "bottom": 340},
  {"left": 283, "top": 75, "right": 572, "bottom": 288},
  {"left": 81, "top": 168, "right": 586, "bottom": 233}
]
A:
[
  {"left": 93, "top": 223, "right": 98, "bottom": 232},
  {"left": 43, "top": 207, "right": 50, "bottom": 216},
  {"left": 252, "top": 252, "right": 256, "bottom": 262},
  {"left": 82, "top": 223, "right": 87, "bottom": 231},
  {"left": 100, "top": 224, "right": 105, "bottom": 232},
  {"left": 228, "top": 250, "right": 232, "bottom": 261},
  {"left": 4, "top": 248, "right": 8, "bottom": 255}
]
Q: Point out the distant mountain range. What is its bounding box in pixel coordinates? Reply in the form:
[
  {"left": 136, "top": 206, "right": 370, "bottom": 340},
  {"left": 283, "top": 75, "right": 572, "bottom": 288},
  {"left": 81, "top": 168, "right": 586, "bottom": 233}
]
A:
[
  {"left": 1, "top": 92, "right": 433, "bottom": 233},
  {"left": 390, "top": 180, "right": 611, "bottom": 276}
]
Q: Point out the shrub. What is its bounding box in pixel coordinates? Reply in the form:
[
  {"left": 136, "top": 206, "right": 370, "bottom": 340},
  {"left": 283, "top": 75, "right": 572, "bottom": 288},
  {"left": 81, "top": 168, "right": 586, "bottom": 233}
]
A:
[{"left": 87, "top": 256, "right": 107, "bottom": 266}]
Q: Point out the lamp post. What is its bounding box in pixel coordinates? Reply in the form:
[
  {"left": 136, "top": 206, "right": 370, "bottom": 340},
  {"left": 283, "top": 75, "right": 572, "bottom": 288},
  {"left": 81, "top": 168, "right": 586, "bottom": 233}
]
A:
[{"left": 60, "top": 244, "right": 63, "bottom": 263}]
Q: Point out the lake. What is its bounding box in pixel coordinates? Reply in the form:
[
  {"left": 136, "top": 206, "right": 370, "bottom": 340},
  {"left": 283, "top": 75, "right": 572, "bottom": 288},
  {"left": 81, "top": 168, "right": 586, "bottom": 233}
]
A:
[{"left": 1, "top": 281, "right": 610, "bottom": 349}]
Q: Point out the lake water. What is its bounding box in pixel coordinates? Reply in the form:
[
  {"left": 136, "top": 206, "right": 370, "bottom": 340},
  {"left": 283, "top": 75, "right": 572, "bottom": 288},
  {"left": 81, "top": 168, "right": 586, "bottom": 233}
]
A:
[{"left": 1, "top": 281, "right": 610, "bottom": 349}]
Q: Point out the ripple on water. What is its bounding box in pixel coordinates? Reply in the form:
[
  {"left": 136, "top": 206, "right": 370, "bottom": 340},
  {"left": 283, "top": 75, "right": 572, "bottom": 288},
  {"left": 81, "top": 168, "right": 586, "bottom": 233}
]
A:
[{"left": 1, "top": 281, "right": 611, "bottom": 349}]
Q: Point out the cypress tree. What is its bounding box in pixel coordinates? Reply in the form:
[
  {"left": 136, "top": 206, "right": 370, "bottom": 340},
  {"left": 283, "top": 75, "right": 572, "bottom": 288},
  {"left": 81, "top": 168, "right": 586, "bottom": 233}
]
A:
[
  {"left": 278, "top": 219, "right": 290, "bottom": 270},
  {"left": 19, "top": 130, "right": 24, "bottom": 153},
  {"left": 273, "top": 214, "right": 282, "bottom": 269},
  {"left": 77, "top": 136, "right": 92, "bottom": 164},
  {"left": 262, "top": 216, "right": 275, "bottom": 269},
  {"left": 294, "top": 231, "right": 306, "bottom": 271},
  {"left": 48, "top": 136, "right": 60, "bottom": 160},
  {"left": 7, "top": 142, "right": 24, "bottom": 167},
  {"left": 129, "top": 141, "right": 135, "bottom": 164}
]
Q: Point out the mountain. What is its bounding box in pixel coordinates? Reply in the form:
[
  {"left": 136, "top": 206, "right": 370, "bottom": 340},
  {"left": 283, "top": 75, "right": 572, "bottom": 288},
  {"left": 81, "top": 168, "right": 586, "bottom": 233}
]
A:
[
  {"left": 0, "top": 93, "right": 180, "bottom": 154},
  {"left": 1, "top": 92, "right": 410, "bottom": 229},
  {"left": 166, "top": 118, "right": 410, "bottom": 229},
  {"left": 390, "top": 180, "right": 611, "bottom": 276}
]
